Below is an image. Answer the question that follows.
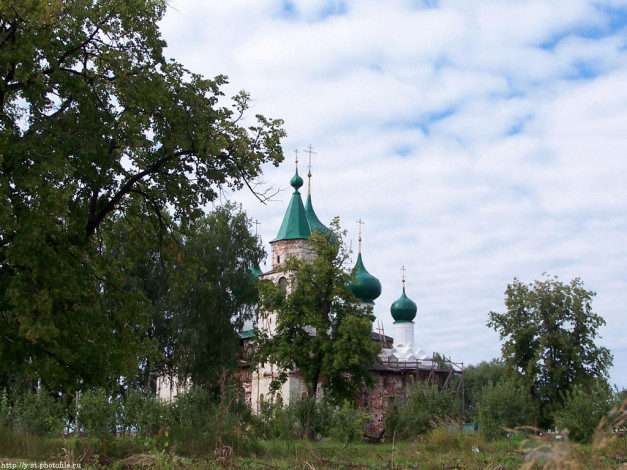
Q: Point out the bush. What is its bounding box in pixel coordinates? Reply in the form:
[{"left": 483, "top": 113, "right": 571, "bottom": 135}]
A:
[
  {"left": 292, "top": 395, "right": 333, "bottom": 439},
  {"left": 256, "top": 398, "right": 300, "bottom": 439},
  {"left": 166, "top": 384, "right": 256, "bottom": 455},
  {"left": 477, "top": 378, "right": 534, "bottom": 440},
  {"left": 556, "top": 382, "right": 613, "bottom": 443},
  {"left": 78, "top": 388, "right": 119, "bottom": 438},
  {"left": 328, "top": 400, "right": 368, "bottom": 444},
  {"left": 0, "top": 388, "right": 11, "bottom": 428},
  {"left": 120, "top": 388, "right": 167, "bottom": 437},
  {"left": 385, "top": 381, "right": 461, "bottom": 440},
  {"left": 2, "top": 388, "right": 66, "bottom": 436}
]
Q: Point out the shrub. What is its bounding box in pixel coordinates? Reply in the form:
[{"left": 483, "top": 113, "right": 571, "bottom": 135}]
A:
[
  {"left": 293, "top": 395, "right": 334, "bottom": 439},
  {"left": 0, "top": 388, "right": 11, "bottom": 428},
  {"left": 556, "top": 382, "right": 613, "bottom": 443},
  {"left": 385, "top": 381, "right": 461, "bottom": 440},
  {"left": 120, "top": 388, "right": 167, "bottom": 437},
  {"left": 329, "top": 400, "right": 368, "bottom": 444},
  {"left": 9, "top": 389, "right": 66, "bottom": 436},
  {"left": 477, "top": 378, "right": 533, "bottom": 440},
  {"left": 78, "top": 388, "right": 119, "bottom": 438},
  {"left": 256, "top": 398, "right": 300, "bottom": 439},
  {"left": 166, "top": 384, "right": 256, "bottom": 455}
]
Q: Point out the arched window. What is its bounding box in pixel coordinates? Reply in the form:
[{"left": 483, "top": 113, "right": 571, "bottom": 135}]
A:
[{"left": 278, "top": 277, "right": 287, "bottom": 292}]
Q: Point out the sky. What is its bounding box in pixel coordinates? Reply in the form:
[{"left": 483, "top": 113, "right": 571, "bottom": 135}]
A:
[{"left": 159, "top": 0, "right": 627, "bottom": 388}]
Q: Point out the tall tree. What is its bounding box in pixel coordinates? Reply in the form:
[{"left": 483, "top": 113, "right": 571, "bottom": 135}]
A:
[
  {"left": 488, "top": 275, "right": 613, "bottom": 426},
  {"left": 255, "top": 220, "right": 381, "bottom": 405},
  {"left": 173, "top": 203, "right": 264, "bottom": 389},
  {"left": 0, "top": 0, "right": 285, "bottom": 391},
  {"left": 463, "top": 358, "right": 506, "bottom": 419}
]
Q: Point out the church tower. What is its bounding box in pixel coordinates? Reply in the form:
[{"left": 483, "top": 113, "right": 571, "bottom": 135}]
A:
[
  {"left": 252, "top": 151, "right": 332, "bottom": 409},
  {"left": 383, "top": 270, "right": 430, "bottom": 363}
]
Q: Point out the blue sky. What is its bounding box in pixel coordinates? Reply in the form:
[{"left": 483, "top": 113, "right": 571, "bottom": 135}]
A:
[{"left": 160, "top": 0, "right": 627, "bottom": 388}]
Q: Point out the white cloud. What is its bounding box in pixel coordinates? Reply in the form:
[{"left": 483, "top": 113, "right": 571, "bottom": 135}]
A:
[{"left": 160, "top": 0, "right": 627, "bottom": 387}]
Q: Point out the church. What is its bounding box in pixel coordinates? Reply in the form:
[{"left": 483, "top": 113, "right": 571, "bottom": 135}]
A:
[{"left": 239, "top": 155, "right": 464, "bottom": 436}]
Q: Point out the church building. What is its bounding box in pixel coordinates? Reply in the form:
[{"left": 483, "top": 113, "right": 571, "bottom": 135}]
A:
[{"left": 241, "top": 154, "right": 464, "bottom": 436}]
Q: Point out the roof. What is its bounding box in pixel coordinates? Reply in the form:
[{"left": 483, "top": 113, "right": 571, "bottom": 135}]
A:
[
  {"left": 239, "top": 330, "right": 255, "bottom": 339},
  {"left": 391, "top": 286, "right": 417, "bottom": 322},
  {"left": 351, "top": 253, "right": 382, "bottom": 303},
  {"left": 272, "top": 170, "right": 312, "bottom": 242},
  {"left": 305, "top": 194, "right": 331, "bottom": 235},
  {"left": 371, "top": 331, "right": 393, "bottom": 345}
]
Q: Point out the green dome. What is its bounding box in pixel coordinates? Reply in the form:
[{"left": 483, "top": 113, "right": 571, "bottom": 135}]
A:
[
  {"left": 391, "top": 287, "right": 417, "bottom": 322},
  {"left": 350, "top": 253, "right": 382, "bottom": 303},
  {"left": 290, "top": 170, "right": 304, "bottom": 189},
  {"left": 249, "top": 263, "right": 263, "bottom": 278}
]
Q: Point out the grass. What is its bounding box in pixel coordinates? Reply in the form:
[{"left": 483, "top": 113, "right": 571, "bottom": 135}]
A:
[{"left": 1, "top": 415, "right": 626, "bottom": 469}]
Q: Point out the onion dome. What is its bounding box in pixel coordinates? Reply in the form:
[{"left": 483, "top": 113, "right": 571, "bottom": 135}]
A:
[
  {"left": 351, "top": 253, "right": 382, "bottom": 304},
  {"left": 272, "top": 168, "right": 311, "bottom": 242},
  {"left": 290, "top": 170, "right": 304, "bottom": 190},
  {"left": 391, "top": 286, "right": 417, "bottom": 323},
  {"left": 249, "top": 263, "right": 263, "bottom": 278}
]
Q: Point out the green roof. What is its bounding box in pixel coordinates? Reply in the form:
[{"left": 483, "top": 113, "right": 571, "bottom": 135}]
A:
[
  {"left": 272, "top": 170, "right": 312, "bottom": 242},
  {"left": 239, "top": 330, "right": 255, "bottom": 339},
  {"left": 249, "top": 263, "right": 263, "bottom": 278},
  {"left": 350, "top": 253, "right": 382, "bottom": 303},
  {"left": 305, "top": 194, "right": 331, "bottom": 235},
  {"left": 391, "top": 286, "right": 417, "bottom": 322}
]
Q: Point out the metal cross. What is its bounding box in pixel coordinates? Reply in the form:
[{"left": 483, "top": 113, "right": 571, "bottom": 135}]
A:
[
  {"left": 293, "top": 149, "right": 299, "bottom": 167},
  {"left": 303, "top": 144, "right": 317, "bottom": 174},
  {"left": 253, "top": 219, "right": 261, "bottom": 236},
  {"left": 401, "top": 266, "right": 407, "bottom": 285},
  {"left": 356, "top": 219, "right": 365, "bottom": 252},
  {"left": 356, "top": 218, "right": 365, "bottom": 236}
]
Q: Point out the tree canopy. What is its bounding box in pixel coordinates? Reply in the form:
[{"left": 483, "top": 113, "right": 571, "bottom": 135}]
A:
[
  {"left": 0, "top": 0, "right": 285, "bottom": 391},
  {"left": 255, "top": 220, "right": 381, "bottom": 406},
  {"left": 172, "top": 203, "right": 264, "bottom": 389},
  {"left": 488, "top": 275, "right": 613, "bottom": 426}
]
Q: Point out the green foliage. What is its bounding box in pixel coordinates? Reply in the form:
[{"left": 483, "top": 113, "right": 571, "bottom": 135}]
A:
[
  {"left": 1, "top": 388, "right": 65, "bottom": 436},
  {"left": 488, "top": 275, "right": 613, "bottom": 427},
  {"left": 386, "top": 381, "right": 462, "bottom": 439},
  {"left": 477, "top": 377, "right": 534, "bottom": 440},
  {"left": 256, "top": 398, "right": 300, "bottom": 439},
  {"left": 120, "top": 389, "right": 165, "bottom": 437},
  {"left": 0, "top": 0, "right": 285, "bottom": 392},
  {"left": 328, "top": 400, "right": 368, "bottom": 444},
  {"left": 164, "top": 382, "right": 256, "bottom": 455},
  {"left": 78, "top": 388, "right": 119, "bottom": 438},
  {"left": 463, "top": 358, "right": 505, "bottom": 420},
  {"left": 172, "top": 203, "right": 264, "bottom": 388},
  {"left": 255, "top": 396, "right": 367, "bottom": 443},
  {"left": 555, "top": 381, "right": 614, "bottom": 443},
  {"left": 0, "top": 387, "right": 66, "bottom": 436},
  {"left": 293, "top": 396, "right": 335, "bottom": 439},
  {"left": 256, "top": 220, "right": 380, "bottom": 409},
  {"left": 425, "top": 423, "right": 486, "bottom": 453}
]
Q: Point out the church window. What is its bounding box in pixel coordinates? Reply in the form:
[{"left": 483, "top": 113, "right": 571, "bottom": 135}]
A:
[{"left": 278, "top": 277, "right": 287, "bottom": 291}]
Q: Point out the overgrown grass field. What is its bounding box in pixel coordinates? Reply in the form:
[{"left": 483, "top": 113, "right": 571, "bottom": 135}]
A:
[{"left": 2, "top": 424, "right": 626, "bottom": 469}]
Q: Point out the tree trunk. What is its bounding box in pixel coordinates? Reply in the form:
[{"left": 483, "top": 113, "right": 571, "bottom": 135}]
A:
[{"left": 304, "top": 381, "right": 318, "bottom": 441}]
